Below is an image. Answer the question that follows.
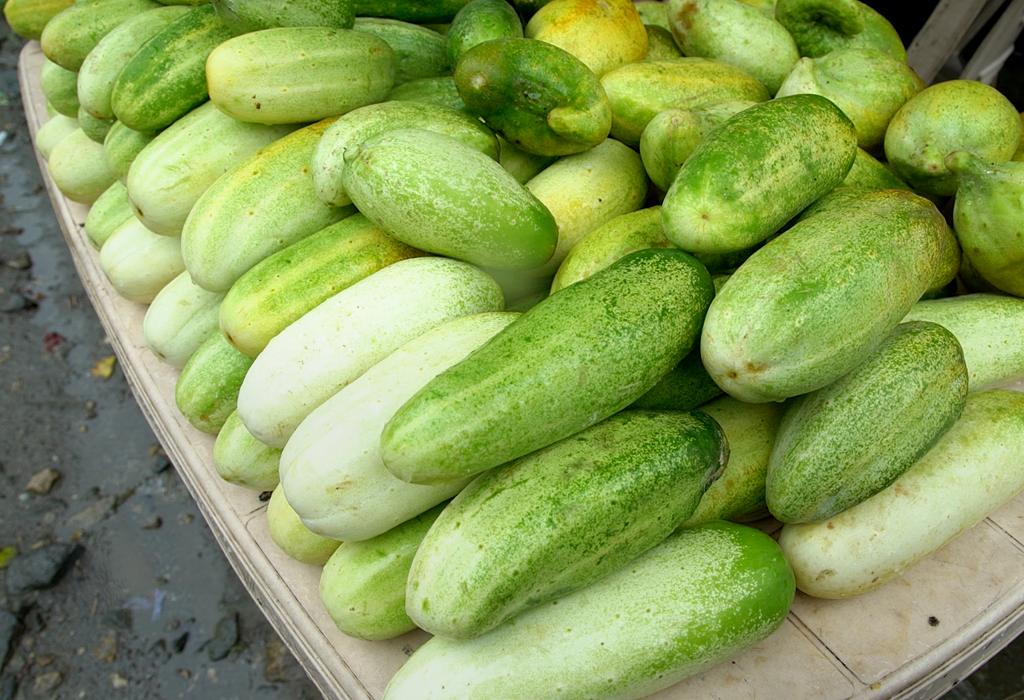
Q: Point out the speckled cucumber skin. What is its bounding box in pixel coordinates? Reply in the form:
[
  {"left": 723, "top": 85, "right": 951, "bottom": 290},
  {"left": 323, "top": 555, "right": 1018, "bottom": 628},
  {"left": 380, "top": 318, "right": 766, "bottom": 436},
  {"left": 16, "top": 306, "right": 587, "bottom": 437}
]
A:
[
  {"left": 385, "top": 521, "right": 794, "bottom": 700},
  {"left": 776, "top": 48, "right": 922, "bottom": 148},
  {"left": 111, "top": 6, "right": 234, "bottom": 132},
  {"left": 884, "top": 80, "right": 1022, "bottom": 197},
  {"left": 99, "top": 218, "right": 184, "bottom": 303},
  {"left": 35, "top": 114, "right": 78, "bottom": 161},
  {"left": 635, "top": 1, "right": 669, "bottom": 29},
  {"left": 266, "top": 486, "right": 340, "bottom": 566},
  {"left": 77, "top": 106, "right": 114, "bottom": 143},
  {"left": 353, "top": 0, "right": 470, "bottom": 22},
  {"left": 281, "top": 313, "right": 517, "bottom": 542},
  {"left": 780, "top": 390, "right": 1024, "bottom": 599},
  {"left": 354, "top": 18, "right": 448, "bottom": 84},
  {"left": 632, "top": 349, "right": 722, "bottom": 411},
  {"left": 682, "top": 397, "right": 784, "bottom": 526},
  {"left": 774, "top": 0, "right": 905, "bottom": 61},
  {"left": 220, "top": 214, "right": 421, "bottom": 358},
  {"left": 312, "top": 101, "right": 498, "bottom": 207},
  {"left": 407, "top": 410, "right": 727, "bottom": 639},
  {"left": 213, "top": 0, "right": 355, "bottom": 32},
  {"left": 103, "top": 122, "right": 156, "bottom": 179},
  {"left": 41, "top": 0, "right": 160, "bottom": 71},
  {"left": 237, "top": 257, "right": 504, "bottom": 448},
  {"left": 127, "top": 103, "right": 292, "bottom": 237},
  {"left": 175, "top": 331, "right": 253, "bottom": 434},
  {"left": 667, "top": 0, "right": 798, "bottom": 94},
  {"left": 645, "top": 24, "right": 682, "bottom": 59},
  {"left": 496, "top": 135, "right": 554, "bottom": 183},
  {"left": 4, "top": 0, "right": 75, "bottom": 40},
  {"left": 381, "top": 249, "right": 714, "bottom": 484},
  {"left": 525, "top": 138, "right": 648, "bottom": 276},
  {"left": 447, "top": 0, "right": 522, "bottom": 64},
  {"left": 342, "top": 129, "right": 557, "bottom": 270},
  {"left": 143, "top": 271, "right": 224, "bottom": 368},
  {"left": 40, "top": 59, "right": 78, "bottom": 117},
  {"left": 321, "top": 504, "right": 444, "bottom": 641},
  {"left": 77, "top": 6, "right": 190, "bottom": 120},
  {"left": 455, "top": 38, "right": 612, "bottom": 156},
  {"left": 526, "top": 0, "right": 647, "bottom": 77},
  {"left": 663, "top": 94, "right": 857, "bottom": 255},
  {"left": 701, "top": 190, "right": 960, "bottom": 403},
  {"left": 182, "top": 119, "right": 353, "bottom": 292},
  {"left": 84, "top": 182, "right": 133, "bottom": 249},
  {"left": 48, "top": 128, "right": 118, "bottom": 204},
  {"left": 387, "top": 76, "right": 467, "bottom": 112},
  {"left": 600, "top": 58, "right": 769, "bottom": 145},
  {"left": 1016, "top": 113, "right": 1024, "bottom": 161},
  {"left": 767, "top": 322, "right": 968, "bottom": 524},
  {"left": 213, "top": 411, "right": 282, "bottom": 492},
  {"left": 842, "top": 147, "right": 907, "bottom": 190}
]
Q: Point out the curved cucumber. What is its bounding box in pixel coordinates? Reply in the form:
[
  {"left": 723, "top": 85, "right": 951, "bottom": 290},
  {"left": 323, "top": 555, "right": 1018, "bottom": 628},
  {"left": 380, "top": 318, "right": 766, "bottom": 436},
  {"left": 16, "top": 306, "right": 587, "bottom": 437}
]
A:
[
  {"left": 40, "top": 59, "right": 79, "bottom": 117},
  {"left": 774, "top": 0, "right": 905, "bottom": 61},
  {"left": 98, "top": 217, "right": 184, "bottom": 303},
  {"left": 353, "top": 17, "right": 449, "bottom": 84},
  {"left": 84, "top": 181, "right": 134, "bottom": 249},
  {"left": 213, "top": 411, "right": 281, "bottom": 492},
  {"left": 35, "top": 114, "right": 78, "bottom": 161},
  {"left": 143, "top": 271, "right": 224, "bottom": 368},
  {"left": 48, "top": 128, "right": 118, "bottom": 204},
  {"left": 77, "top": 106, "right": 114, "bottom": 143},
  {"left": 524, "top": 0, "right": 647, "bottom": 77},
  {"left": 4, "top": 0, "right": 75, "bottom": 40},
  {"left": 41, "top": 0, "right": 159, "bottom": 71},
  {"left": 213, "top": 0, "right": 355, "bottom": 31},
  {"left": 175, "top": 331, "right": 253, "bottom": 434},
  {"left": 446, "top": 0, "right": 522, "bottom": 64},
  {"left": 102, "top": 122, "right": 156, "bottom": 179},
  {"left": 631, "top": 349, "right": 723, "bottom": 411},
  {"left": 266, "top": 486, "right": 340, "bottom": 566}
]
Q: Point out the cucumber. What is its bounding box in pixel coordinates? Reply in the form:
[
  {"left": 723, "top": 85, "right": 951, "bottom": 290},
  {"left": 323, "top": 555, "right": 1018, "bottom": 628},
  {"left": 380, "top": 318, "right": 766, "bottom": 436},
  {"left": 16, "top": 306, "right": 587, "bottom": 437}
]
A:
[
  {"left": 182, "top": 120, "right": 355, "bottom": 292},
  {"left": 111, "top": 6, "right": 235, "bottom": 132},
  {"left": 904, "top": 294, "right": 1024, "bottom": 392},
  {"left": 41, "top": 0, "right": 160, "bottom": 71},
  {"left": 767, "top": 322, "right": 968, "bottom": 524},
  {"left": 353, "top": 18, "right": 449, "bottom": 84},
  {"left": 352, "top": 0, "right": 470, "bottom": 22},
  {"left": 84, "top": 181, "right": 134, "bottom": 249},
  {"left": 780, "top": 390, "right": 1024, "bottom": 599},
  {"left": 77, "top": 6, "right": 190, "bottom": 120},
  {"left": 102, "top": 122, "right": 156, "bottom": 179},
  {"left": 312, "top": 100, "right": 499, "bottom": 207},
  {"left": 446, "top": 0, "right": 522, "bottom": 64},
  {"left": 47, "top": 128, "right": 118, "bottom": 204},
  {"left": 77, "top": 106, "right": 114, "bottom": 143},
  {"left": 40, "top": 59, "right": 78, "bottom": 117},
  {"left": 35, "top": 114, "right": 78, "bottom": 161},
  {"left": 635, "top": 0, "right": 669, "bottom": 29},
  {"left": 387, "top": 76, "right": 466, "bottom": 112},
  {"left": 631, "top": 349, "right": 722, "bottom": 411},
  {"left": 385, "top": 522, "right": 794, "bottom": 700},
  {"left": 701, "top": 190, "right": 960, "bottom": 403},
  {"left": 143, "top": 271, "right": 224, "bottom": 367},
  {"left": 600, "top": 58, "right": 769, "bottom": 144},
  {"left": 341, "top": 129, "right": 557, "bottom": 270},
  {"left": 175, "top": 331, "right": 253, "bottom": 434},
  {"left": 3, "top": 0, "right": 74, "bottom": 40},
  {"left": 496, "top": 135, "right": 554, "bottom": 183},
  {"left": 127, "top": 102, "right": 292, "bottom": 237},
  {"left": 663, "top": 94, "right": 857, "bottom": 255},
  {"left": 645, "top": 24, "right": 682, "bottom": 60},
  {"left": 213, "top": 0, "right": 355, "bottom": 32},
  {"left": 408, "top": 410, "right": 727, "bottom": 639},
  {"left": 237, "top": 257, "right": 504, "bottom": 448},
  {"left": 381, "top": 249, "right": 713, "bottom": 484},
  {"left": 220, "top": 214, "right": 421, "bottom": 357},
  {"left": 524, "top": 138, "right": 647, "bottom": 276},
  {"left": 320, "top": 504, "right": 443, "bottom": 641},
  {"left": 213, "top": 411, "right": 281, "bottom": 492},
  {"left": 266, "top": 486, "right": 340, "bottom": 566},
  {"left": 775, "top": 0, "right": 905, "bottom": 61},
  {"left": 682, "top": 397, "right": 784, "bottom": 526},
  {"left": 206, "top": 28, "right": 395, "bottom": 125},
  {"left": 98, "top": 217, "right": 185, "bottom": 303},
  {"left": 280, "top": 312, "right": 517, "bottom": 541},
  {"left": 841, "top": 147, "right": 908, "bottom": 190},
  {"left": 525, "top": 0, "right": 647, "bottom": 77}
]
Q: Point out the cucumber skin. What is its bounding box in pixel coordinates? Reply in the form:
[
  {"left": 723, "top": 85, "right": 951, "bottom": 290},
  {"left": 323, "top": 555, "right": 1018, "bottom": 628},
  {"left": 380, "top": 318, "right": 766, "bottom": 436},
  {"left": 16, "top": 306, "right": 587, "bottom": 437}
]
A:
[
  {"left": 381, "top": 249, "right": 715, "bottom": 484},
  {"left": 842, "top": 148, "right": 908, "bottom": 191},
  {"left": 385, "top": 522, "right": 794, "bottom": 700},
  {"left": 353, "top": 0, "right": 470, "bottom": 22},
  {"left": 99, "top": 217, "right": 185, "bottom": 303},
  {"left": 143, "top": 271, "right": 224, "bottom": 368},
  {"left": 407, "top": 410, "right": 728, "bottom": 639},
  {"left": 767, "top": 322, "right": 968, "bottom": 524},
  {"left": 111, "top": 6, "right": 235, "bottom": 132},
  {"left": 632, "top": 349, "right": 722, "bottom": 411},
  {"left": 354, "top": 18, "right": 449, "bottom": 84},
  {"left": 4, "top": 0, "right": 75, "bottom": 40},
  {"left": 40, "top": 59, "right": 79, "bottom": 117},
  {"left": 266, "top": 486, "right": 340, "bottom": 566},
  {"left": 48, "top": 128, "right": 118, "bottom": 204},
  {"left": 387, "top": 76, "right": 467, "bottom": 112},
  {"left": 780, "top": 390, "right": 1024, "bottom": 599},
  {"left": 84, "top": 182, "right": 133, "bottom": 250},
  {"left": 213, "top": 0, "right": 355, "bottom": 31},
  {"left": 103, "top": 122, "right": 156, "bottom": 179},
  {"left": 446, "top": 0, "right": 522, "bottom": 64},
  {"left": 77, "top": 106, "right": 114, "bottom": 143},
  {"left": 220, "top": 214, "right": 421, "bottom": 358},
  {"left": 213, "top": 411, "right": 281, "bottom": 492},
  {"left": 524, "top": 0, "right": 647, "bottom": 78},
  {"left": 701, "top": 189, "right": 960, "bottom": 403},
  {"left": 663, "top": 94, "right": 857, "bottom": 255},
  {"left": 320, "top": 504, "right": 444, "bottom": 641},
  {"left": 41, "top": 0, "right": 160, "bottom": 71},
  {"left": 774, "top": 0, "right": 905, "bottom": 61},
  {"left": 35, "top": 114, "right": 79, "bottom": 161},
  {"left": 175, "top": 331, "right": 253, "bottom": 434}
]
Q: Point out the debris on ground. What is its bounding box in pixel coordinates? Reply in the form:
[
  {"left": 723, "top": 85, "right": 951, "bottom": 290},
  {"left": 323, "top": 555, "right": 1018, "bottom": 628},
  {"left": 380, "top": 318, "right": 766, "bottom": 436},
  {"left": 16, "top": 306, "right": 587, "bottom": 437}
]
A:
[
  {"left": 4, "top": 543, "right": 81, "bottom": 596},
  {"left": 0, "top": 609, "right": 21, "bottom": 671},
  {"left": 90, "top": 355, "right": 117, "bottom": 380},
  {"left": 205, "top": 613, "right": 240, "bottom": 661},
  {"left": 24, "top": 468, "right": 60, "bottom": 495},
  {"left": 31, "top": 670, "right": 62, "bottom": 695}
]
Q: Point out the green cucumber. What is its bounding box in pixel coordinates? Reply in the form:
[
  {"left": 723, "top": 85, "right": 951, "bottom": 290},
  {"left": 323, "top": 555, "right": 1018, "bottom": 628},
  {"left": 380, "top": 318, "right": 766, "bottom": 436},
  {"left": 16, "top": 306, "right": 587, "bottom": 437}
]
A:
[
  {"left": 40, "top": 59, "right": 79, "bottom": 117},
  {"left": 320, "top": 504, "right": 443, "bottom": 641},
  {"left": 767, "top": 322, "right": 968, "bottom": 524},
  {"left": 213, "top": 411, "right": 281, "bottom": 492},
  {"left": 266, "top": 486, "right": 340, "bottom": 565},
  {"left": 280, "top": 312, "right": 517, "bottom": 541},
  {"left": 408, "top": 410, "right": 727, "bottom": 639},
  {"left": 206, "top": 28, "right": 395, "bottom": 126},
  {"left": 41, "top": 0, "right": 160, "bottom": 71},
  {"left": 175, "top": 331, "right": 253, "bottom": 434},
  {"left": 142, "top": 271, "right": 224, "bottom": 367},
  {"left": 102, "top": 122, "right": 156, "bottom": 179},
  {"left": 311, "top": 100, "right": 499, "bottom": 207},
  {"left": 496, "top": 135, "right": 554, "bottom": 183},
  {"left": 84, "top": 181, "right": 134, "bottom": 249},
  {"left": 77, "top": 106, "right": 114, "bottom": 143},
  {"left": 127, "top": 102, "right": 292, "bottom": 237},
  {"left": 341, "top": 128, "right": 557, "bottom": 270},
  {"left": 381, "top": 249, "right": 713, "bottom": 484},
  {"left": 35, "top": 114, "right": 78, "bottom": 161},
  {"left": 701, "top": 189, "right": 960, "bottom": 402},
  {"left": 47, "top": 128, "right": 118, "bottom": 203},
  {"left": 635, "top": 0, "right": 669, "bottom": 29},
  {"left": 237, "top": 257, "right": 504, "bottom": 448},
  {"left": 904, "top": 294, "right": 1024, "bottom": 392},
  {"left": 98, "top": 217, "right": 184, "bottom": 303},
  {"left": 213, "top": 0, "right": 354, "bottom": 31},
  {"left": 780, "top": 390, "right": 1024, "bottom": 598},
  {"left": 524, "top": 0, "right": 647, "bottom": 77},
  {"left": 387, "top": 76, "right": 466, "bottom": 112},
  {"left": 663, "top": 94, "right": 857, "bottom": 255},
  {"left": 219, "top": 214, "right": 422, "bottom": 357},
  {"left": 774, "top": 0, "right": 906, "bottom": 61},
  {"left": 645, "top": 24, "right": 683, "bottom": 60},
  {"left": 446, "top": 0, "right": 522, "bottom": 64},
  {"left": 182, "top": 119, "right": 353, "bottom": 292},
  {"left": 385, "top": 522, "right": 794, "bottom": 700},
  {"left": 354, "top": 18, "right": 449, "bottom": 84},
  {"left": 110, "top": 5, "right": 235, "bottom": 132},
  {"left": 4, "top": 0, "right": 75, "bottom": 40},
  {"left": 352, "top": 0, "right": 470, "bottom": 22},
  {"left": 841, "top": 147, "right": 908, "bottom": 190},
  {"left": 631, "top": 349, "right": 723, "bottom": 411}
]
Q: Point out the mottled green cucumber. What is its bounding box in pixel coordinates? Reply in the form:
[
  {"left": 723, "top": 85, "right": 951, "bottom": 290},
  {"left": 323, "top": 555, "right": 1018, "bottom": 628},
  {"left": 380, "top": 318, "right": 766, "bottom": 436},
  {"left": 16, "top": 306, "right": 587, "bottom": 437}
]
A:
[
  {"left": 40, "top": 59, "right": 78, "bottom": 117},
  {"left": 103, "top": 122, "right": 156, "bottom": 179},
  {"left": 3, "top": 0, "right": 75, "bottom": 40},
  {"left": 143, "top": 271, "right": 224, "bottom": 367},
  {"left": 644, "top": 24, "right": 682, "bottom": 59},
  {"left": 175, "top": 331, "right": 253, "bottom": 434},
  {"left": 206, "top": 28, "right": 396, "bottom": 125},
  {"left": 353, "top": 0, "right": 470, "bottom": 22},
  {"left": 841, "top": 147, "right": 908, "bottom": 190},
  {"left": 447, "top": 0, "right": 521, "bottom": 64},
  {"left": 213, "top": 0, "right": 355, "bottom": 32},
  {"left": 631, "top": 349, "right": 723, "bottom": 411},
  {"left": 635, "top": 0, "right": 669, "bottom": 29},
  {"left": 524, "top": 0, "right": 647, "bottom": 77},
  {"left": 496, "top": 135, "right": 554, "bottom": 183},
  {"left": 342, "top": 128, "right": 556, "bottom": 270},
  {"left": 41, "top": 0, "right": 160, "bottom": 71},
  {"left": 77, "top": 106, "right": 114, "bottom": 143},
  {"left": 353, "top": 18, "right": 448, "bottom": 84},
  {"left": 266, "top": 486, "right": 340, "bottom": 566},
  {"left": 84, "top": 181, "right": 134, "bottom": 249},
  {"left": 219, "top": 214, "right": 422, "bottom": 357},
  {"left": 387, "top": 76, "right": 466, "bottom": 112},
  {"left": 382, "top": 249, "right": 713, "bottom": 484},
  {"left": 663, "top": 94, "right": 857, "bottom": 255},
  {"left": 35, "top": 114, "right": 78, "bottom": 161},
  {"left": 47, "top": 128, "right": 118, "bottom": 204},
  {"left": 385, "top": 522, "right": 794, "bottom": 700},
  {"left": 213, "top": 411, "right": 281, "bottom": 492},
  {"left": 775, "top": 0, "right": 906, "bottom": 61},
  {"left": 98, "top": 217, "right": 184, "bottom": 303}
]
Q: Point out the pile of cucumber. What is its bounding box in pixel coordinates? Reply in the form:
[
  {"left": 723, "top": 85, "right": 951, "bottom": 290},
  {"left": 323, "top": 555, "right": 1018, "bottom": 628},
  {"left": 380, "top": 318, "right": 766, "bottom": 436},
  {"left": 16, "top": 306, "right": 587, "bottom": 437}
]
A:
[{"left": 10, "top": 0, "right": 1024, "bottom": 696}]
